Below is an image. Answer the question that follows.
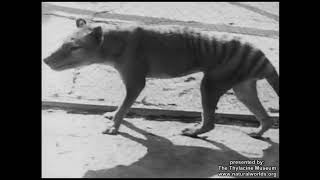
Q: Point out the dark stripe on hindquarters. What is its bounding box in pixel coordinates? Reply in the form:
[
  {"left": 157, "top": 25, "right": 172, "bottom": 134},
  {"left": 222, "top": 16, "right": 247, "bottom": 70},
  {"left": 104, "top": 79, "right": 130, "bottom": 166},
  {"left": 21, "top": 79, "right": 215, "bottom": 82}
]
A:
[
  {"left": 192, "top": 33, "right": 203, "bottom": 68},
  {"left": 184, "top": 33, "right": 193, "bottom": 59},
  {"left": 198, "top": 37, "right": 213, "bottom": 69},
  {"left": 250, "top": 57, "right": 271, "bottom": 78},
  {"left": 189, "top": 32, "right": 205, "bottom": 63},
  {"left": 195, "top": 33, "right": 203, "bottom": 60},
  {"left": 245, "top": 50, "right": 266, "bottom": 77},
  {"left": 217, "top": 39, "right": 241, "bottom": 65},
  {"left": 247, "top": 50, "right": 265, "bottom": 70},
  {"left": 180, "top": 31, "right": 188, "bottom": 50},
  {"left": 189, "top": 34, "right": 197, "bottom": 61},
  {"left": 228, "top": 44, "right": 253, "bottom": 82},
  {"left": 199, "top": 34, "right": 205, "bottom": 57},
  {"left": 217, "top": 42, "right": 228, "bottom": 65},
  {"left": 225, "top": 40, "right": 242, "bottom": 63},
  {"left": 211, "top": 38, "right": 218, "bottom": 62},
  {"left": 206, "top": 39, "right": 212, "bottom": 55}
]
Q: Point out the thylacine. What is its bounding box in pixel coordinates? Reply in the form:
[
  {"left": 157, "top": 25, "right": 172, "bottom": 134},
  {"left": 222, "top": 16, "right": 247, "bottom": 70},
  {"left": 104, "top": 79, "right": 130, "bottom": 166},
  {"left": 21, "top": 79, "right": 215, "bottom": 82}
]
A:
[{"left": 44, "top": 19, "right": 279, "bottom": 138}]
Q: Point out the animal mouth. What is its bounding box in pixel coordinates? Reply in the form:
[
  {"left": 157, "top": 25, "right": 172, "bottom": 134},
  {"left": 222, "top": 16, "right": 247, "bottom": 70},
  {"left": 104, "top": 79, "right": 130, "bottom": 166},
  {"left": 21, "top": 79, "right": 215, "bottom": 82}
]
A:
[{"left": 51, "top": 61, "right": 78, "bottom": 71}]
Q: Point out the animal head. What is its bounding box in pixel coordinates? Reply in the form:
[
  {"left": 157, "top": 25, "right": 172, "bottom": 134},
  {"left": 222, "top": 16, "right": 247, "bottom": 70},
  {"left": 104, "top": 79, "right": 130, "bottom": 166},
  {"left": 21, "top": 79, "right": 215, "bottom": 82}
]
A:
[{"left": 43, "top": 19, "right": 104, "bottom": 71}]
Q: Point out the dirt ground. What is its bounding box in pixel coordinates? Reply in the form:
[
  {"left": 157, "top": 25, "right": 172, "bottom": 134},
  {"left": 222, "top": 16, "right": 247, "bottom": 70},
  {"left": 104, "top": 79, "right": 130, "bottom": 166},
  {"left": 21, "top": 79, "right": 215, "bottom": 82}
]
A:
[
  {"left": 42, "top": 110, "right": 279, "bottom": 178},
  {"left": 41, "top": 2, "right": 279, "bottom": 178}
]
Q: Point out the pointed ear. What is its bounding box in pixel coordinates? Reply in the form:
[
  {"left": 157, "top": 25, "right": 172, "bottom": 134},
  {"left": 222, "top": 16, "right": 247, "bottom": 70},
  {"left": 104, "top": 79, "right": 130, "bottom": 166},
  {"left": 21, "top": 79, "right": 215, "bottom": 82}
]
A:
[
  {"left": 90, "top": 26, "right": 103, "bottom": 43},
  {"left": 76, "top": 18, "right": 87, "bottom": 28}
]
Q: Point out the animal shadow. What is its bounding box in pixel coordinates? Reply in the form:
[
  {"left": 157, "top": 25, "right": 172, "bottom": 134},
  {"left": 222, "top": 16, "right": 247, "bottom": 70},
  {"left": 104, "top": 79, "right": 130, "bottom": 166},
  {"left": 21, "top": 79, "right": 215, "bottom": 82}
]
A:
[{"left": 83, "top": 120, "right": 279, "bottom": 178}]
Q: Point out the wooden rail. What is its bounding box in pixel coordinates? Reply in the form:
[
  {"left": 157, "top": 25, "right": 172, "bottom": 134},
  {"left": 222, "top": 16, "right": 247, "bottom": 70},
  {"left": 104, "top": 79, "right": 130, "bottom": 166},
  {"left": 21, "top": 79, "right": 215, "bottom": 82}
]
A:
[{"left": 42, "top": 100, "right": 279, "bottom": 128}]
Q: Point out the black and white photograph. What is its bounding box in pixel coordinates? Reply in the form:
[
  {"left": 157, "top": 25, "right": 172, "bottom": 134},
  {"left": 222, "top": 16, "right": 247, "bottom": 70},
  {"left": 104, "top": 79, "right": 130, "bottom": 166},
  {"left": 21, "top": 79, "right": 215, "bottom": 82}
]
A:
[{"left": 41, "top": 2, "right": 279, "bottom": 178}]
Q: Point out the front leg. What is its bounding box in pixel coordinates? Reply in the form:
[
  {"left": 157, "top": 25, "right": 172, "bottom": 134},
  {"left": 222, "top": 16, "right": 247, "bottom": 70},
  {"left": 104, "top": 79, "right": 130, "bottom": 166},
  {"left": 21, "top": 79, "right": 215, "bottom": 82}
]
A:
[{"left": 102, "top": 75, "right": 145, "bottom": 135}]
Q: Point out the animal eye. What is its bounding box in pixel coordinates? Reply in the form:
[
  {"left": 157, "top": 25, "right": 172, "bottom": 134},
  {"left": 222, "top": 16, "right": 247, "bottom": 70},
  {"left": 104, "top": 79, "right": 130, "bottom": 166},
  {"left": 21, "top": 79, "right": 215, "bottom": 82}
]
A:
[{"left": 70, "top": 46, "right": 81, "bottom": 51}]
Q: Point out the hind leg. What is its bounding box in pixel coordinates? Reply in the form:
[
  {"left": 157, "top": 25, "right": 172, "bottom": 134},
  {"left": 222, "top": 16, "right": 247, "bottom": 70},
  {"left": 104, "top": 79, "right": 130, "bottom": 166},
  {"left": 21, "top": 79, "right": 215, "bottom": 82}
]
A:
[
  {"left": 233, "top": 79, "right": 273, "bottom": 138},
  {"left": 182, "top": 76, "right": 228, "bottom": 137}
]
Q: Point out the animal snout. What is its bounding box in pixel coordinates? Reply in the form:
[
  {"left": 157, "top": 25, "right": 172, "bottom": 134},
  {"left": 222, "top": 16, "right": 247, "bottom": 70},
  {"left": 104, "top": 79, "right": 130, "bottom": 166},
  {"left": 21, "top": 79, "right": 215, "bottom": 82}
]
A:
[
  {"left": 43, "top": 56, "right": 53, "bottom": 65},
  {"left": 43, "top": 57, "right": 50, "bottom": 64}
]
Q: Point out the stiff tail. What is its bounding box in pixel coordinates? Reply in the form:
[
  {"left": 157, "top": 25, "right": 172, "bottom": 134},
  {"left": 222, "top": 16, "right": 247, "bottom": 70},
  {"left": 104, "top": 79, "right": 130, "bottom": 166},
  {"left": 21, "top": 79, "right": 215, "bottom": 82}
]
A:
[{"left": 265, "top": 64, "right": 279, "bottom": 97}]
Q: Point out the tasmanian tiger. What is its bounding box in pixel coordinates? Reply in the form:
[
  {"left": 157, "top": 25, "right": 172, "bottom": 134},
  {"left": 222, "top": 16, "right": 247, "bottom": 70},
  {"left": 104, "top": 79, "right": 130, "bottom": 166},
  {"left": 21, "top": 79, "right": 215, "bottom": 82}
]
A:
[{"left": 43, "top": 19, "right": 279, "bottom": 138}]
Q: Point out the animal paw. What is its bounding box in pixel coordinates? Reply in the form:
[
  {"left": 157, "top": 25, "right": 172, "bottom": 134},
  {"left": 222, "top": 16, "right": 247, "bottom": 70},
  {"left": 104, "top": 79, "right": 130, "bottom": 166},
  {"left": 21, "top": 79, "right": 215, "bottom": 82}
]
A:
[
  {"left": 181, "top": 127, "right": 203, "bottom": 137},
  {"left": 248, "top": 132, "right": 270, "bottom": 140},
  {"left": 102, "top": 126, "right": 118, "bottom": 135},
  {"left": 249, "top": 132, "right": 261, "bottom": 138},
  {"left": 181, "top": 123, "right": 214, "bottom": 137},
  {"left": 103, "top": 111, "right": 116, "bottom": 120}
]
